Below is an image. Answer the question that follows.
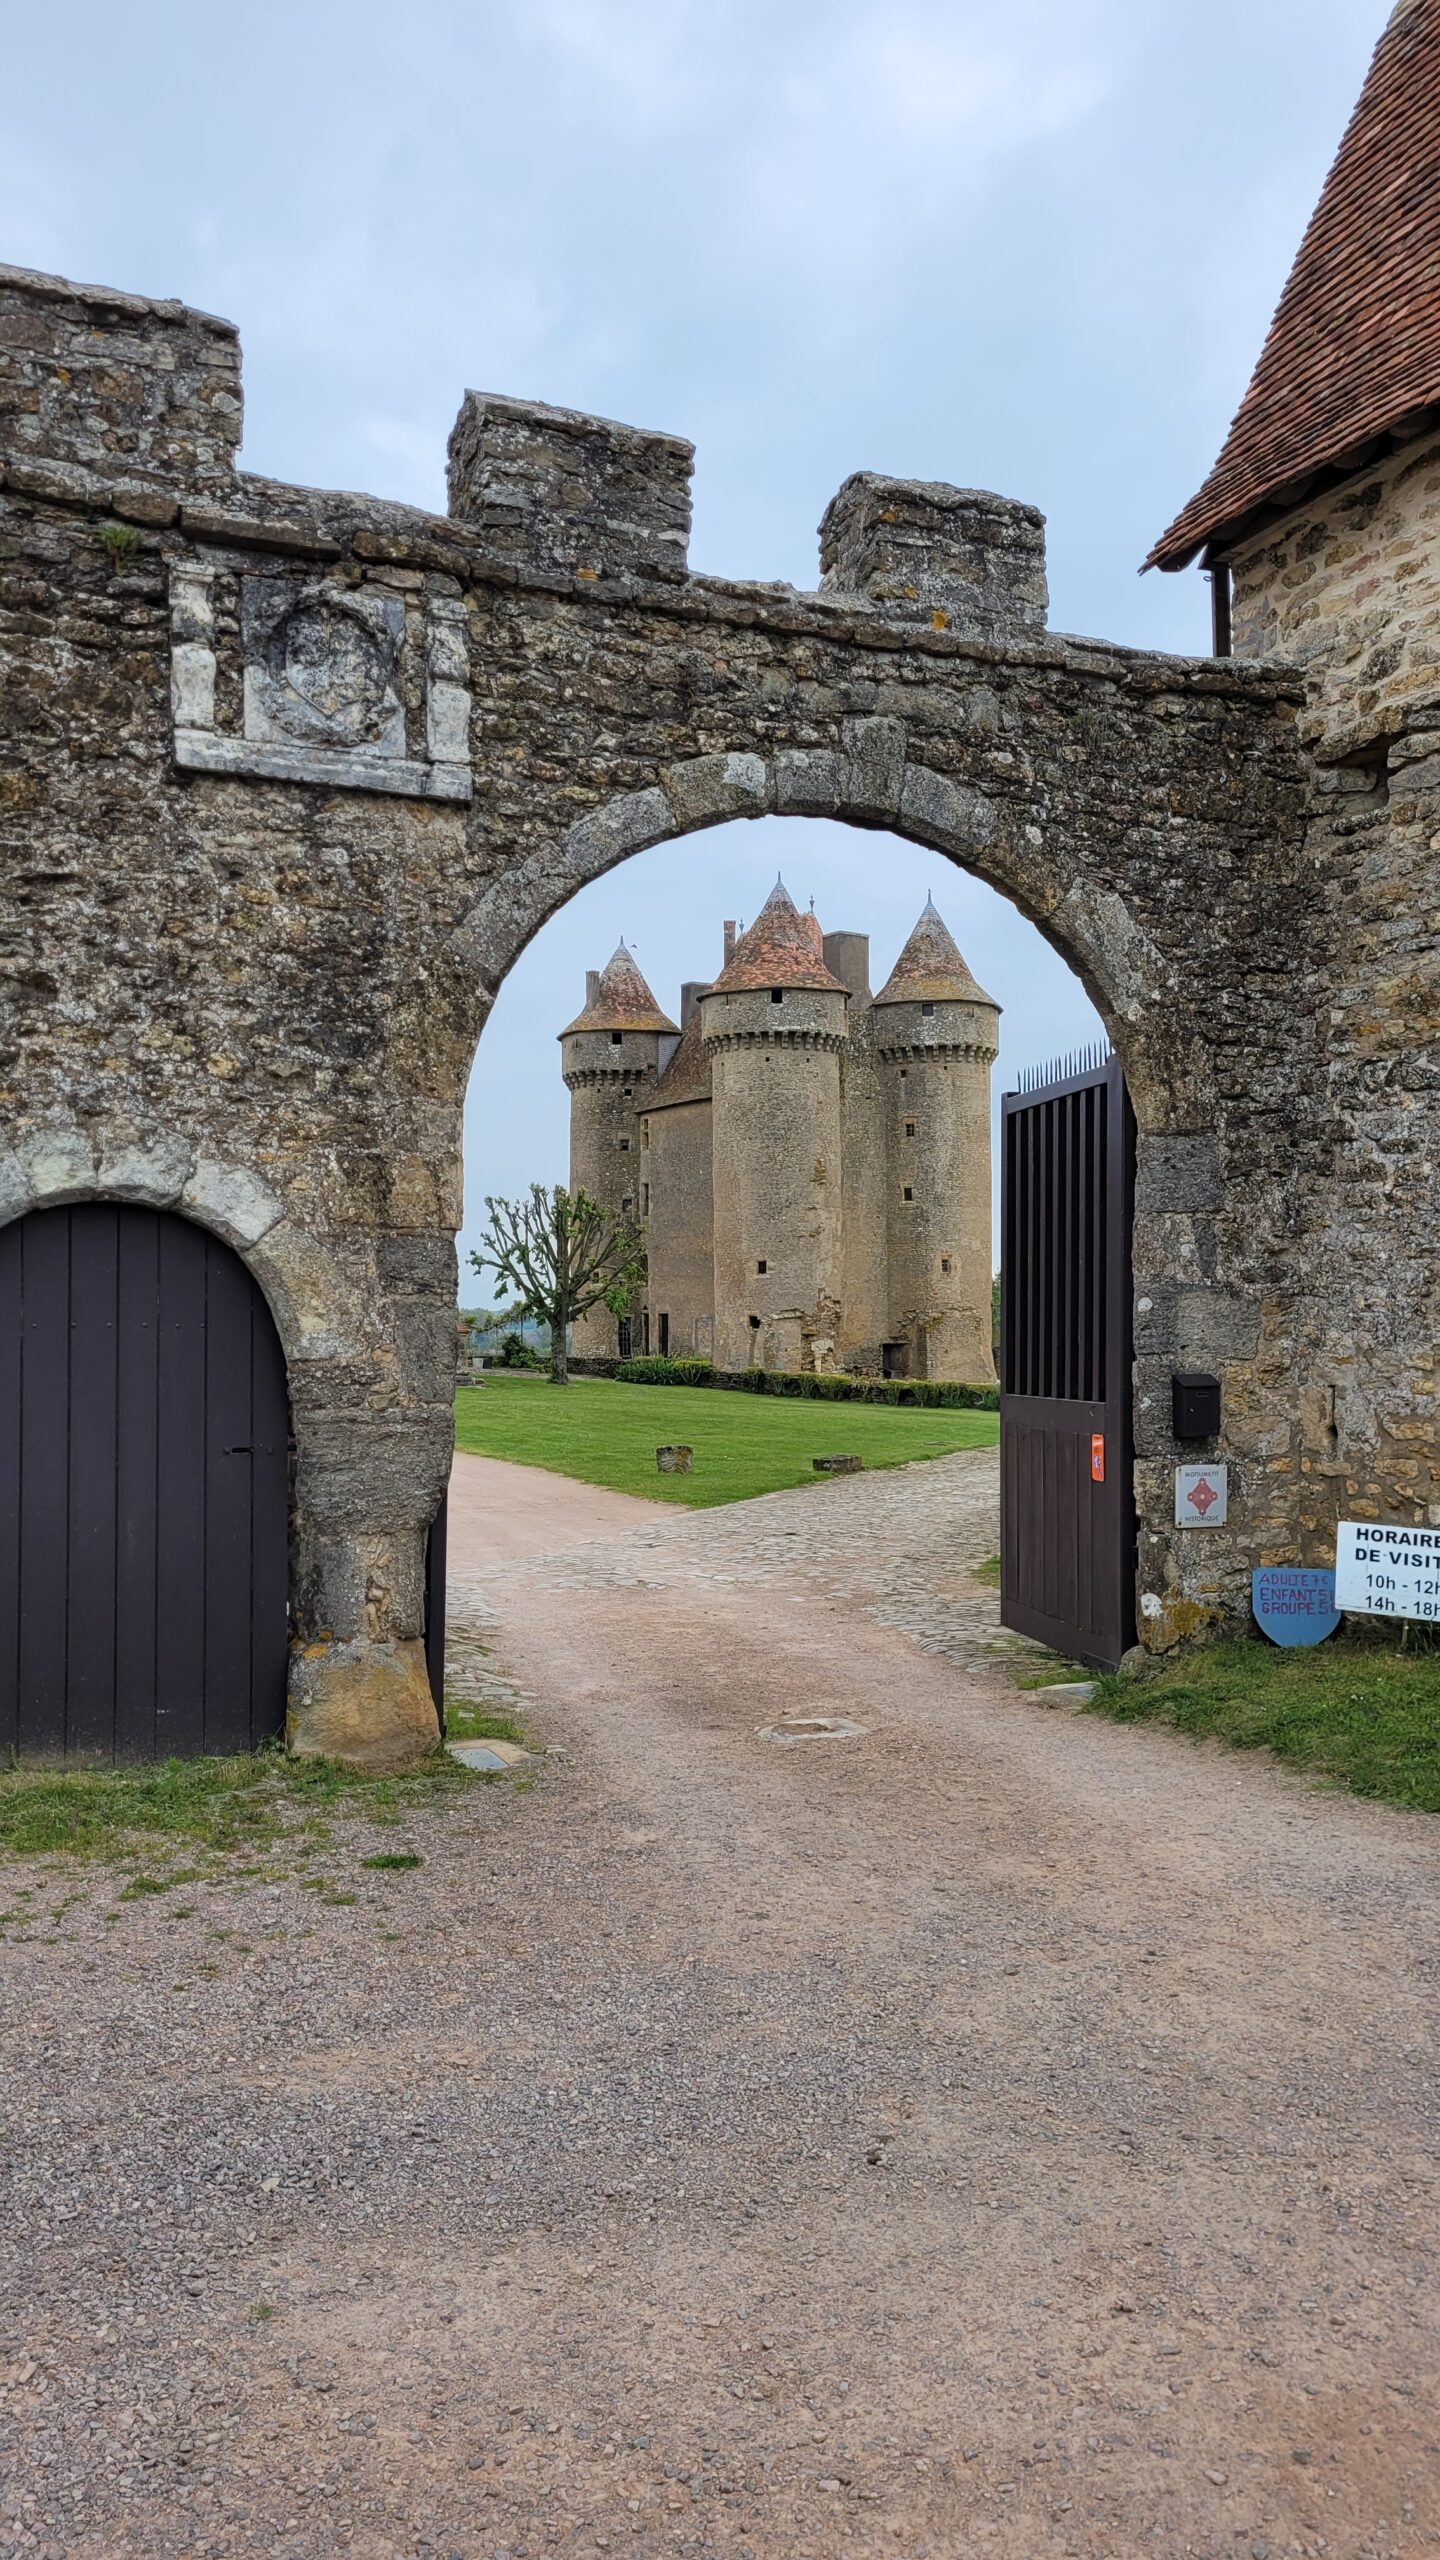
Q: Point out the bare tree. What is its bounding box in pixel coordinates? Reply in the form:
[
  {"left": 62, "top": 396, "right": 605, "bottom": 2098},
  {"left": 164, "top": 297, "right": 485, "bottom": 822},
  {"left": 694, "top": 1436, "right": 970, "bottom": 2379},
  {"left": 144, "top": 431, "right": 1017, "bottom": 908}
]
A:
[{"left": 470, "top": 1185, "right": 644, "bottom": 1385}]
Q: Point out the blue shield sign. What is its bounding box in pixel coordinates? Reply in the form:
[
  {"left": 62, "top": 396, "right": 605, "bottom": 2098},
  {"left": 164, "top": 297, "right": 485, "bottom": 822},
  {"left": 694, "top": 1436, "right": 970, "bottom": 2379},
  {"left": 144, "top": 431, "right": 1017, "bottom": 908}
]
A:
[{"left": 1252, "top": 1566, "right": 1340, "bottom": 1648}]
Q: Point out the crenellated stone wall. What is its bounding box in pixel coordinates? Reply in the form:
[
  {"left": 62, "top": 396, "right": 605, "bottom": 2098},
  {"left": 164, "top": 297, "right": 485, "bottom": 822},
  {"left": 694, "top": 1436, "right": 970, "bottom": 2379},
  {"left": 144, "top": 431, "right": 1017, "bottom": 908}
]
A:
[{"left": 7, "top": 256, "right": 1423, "bottom": 1760}]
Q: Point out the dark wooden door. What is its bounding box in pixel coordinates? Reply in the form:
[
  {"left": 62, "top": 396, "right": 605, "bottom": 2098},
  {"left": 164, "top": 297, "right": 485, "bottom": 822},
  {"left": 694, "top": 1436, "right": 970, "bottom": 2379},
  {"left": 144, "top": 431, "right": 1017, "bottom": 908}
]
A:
[
  {"left": 1000, "top": 1049, "right": 1136, "bottom": 1670},
  {"left": 0, "top": 1204, "right": 289, "bottom": 1759}
]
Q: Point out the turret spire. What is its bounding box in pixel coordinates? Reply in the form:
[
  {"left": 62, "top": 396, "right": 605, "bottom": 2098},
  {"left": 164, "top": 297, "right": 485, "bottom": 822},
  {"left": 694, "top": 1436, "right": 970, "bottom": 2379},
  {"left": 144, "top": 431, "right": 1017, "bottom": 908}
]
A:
[
  {"left": 559, "top": 942, "right": 678, "bottom": 1036},
  {"left": 873, "top": 901, "right": 998, "bottom": 1008}
]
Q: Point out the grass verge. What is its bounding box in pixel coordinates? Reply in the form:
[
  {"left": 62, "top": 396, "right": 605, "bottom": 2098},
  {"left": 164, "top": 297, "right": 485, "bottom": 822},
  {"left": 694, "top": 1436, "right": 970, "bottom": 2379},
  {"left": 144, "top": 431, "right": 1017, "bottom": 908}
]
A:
[
  {"left": 453, "top": 1372, "right": 998, "bottom": 1506},
  {"left": 0, "top": 1702, "right": 527, "bottom": 1877},
  {"left": 1089, "top": 1636, "right": 1440, "bottom": 1813}
]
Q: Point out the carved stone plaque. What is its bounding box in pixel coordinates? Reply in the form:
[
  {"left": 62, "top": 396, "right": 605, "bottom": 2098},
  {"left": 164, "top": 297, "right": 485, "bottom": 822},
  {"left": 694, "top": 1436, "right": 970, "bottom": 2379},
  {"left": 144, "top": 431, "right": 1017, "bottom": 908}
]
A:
[{"left": 170, "top": 563, "right": 472, "bottom": 802}]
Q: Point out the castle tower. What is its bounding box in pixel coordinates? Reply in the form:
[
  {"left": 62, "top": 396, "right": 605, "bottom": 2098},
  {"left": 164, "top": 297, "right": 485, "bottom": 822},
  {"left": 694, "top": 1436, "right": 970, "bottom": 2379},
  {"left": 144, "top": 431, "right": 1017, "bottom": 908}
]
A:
[
  {"left": 872, "top": 899, "right": 999, "bottom": 1382},
  {"left": 700, "top": 883, "right": 849, "bottom": 1374},
  {"left": 560, "top": 944, "right": 677, "bottom": 1359}
]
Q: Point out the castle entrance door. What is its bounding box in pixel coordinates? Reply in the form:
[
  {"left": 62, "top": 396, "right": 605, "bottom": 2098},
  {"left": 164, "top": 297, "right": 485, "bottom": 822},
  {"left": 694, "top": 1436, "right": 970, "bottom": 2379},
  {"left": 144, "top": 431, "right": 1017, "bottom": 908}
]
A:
[
  {"left": 999, "top": 1049, "right": 1136, "bottom": 1670},
  {"left": 0, "top": 1204, "right": 289, "bottom": 1759}
]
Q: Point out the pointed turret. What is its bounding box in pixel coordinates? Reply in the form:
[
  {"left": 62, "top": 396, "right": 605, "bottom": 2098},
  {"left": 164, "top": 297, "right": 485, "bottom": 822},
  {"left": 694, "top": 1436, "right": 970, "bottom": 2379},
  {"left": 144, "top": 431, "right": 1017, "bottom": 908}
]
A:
[
  {"left": 873, "top": 897, "right": 997, "bottom": 1009},
  {"left": 559, "top": 943, "right": 676, "bottom": 1361},
  {"left": 559, "top": 942, "right": 677, "bottom": 1037},
  {"left": 706, "top": 880, "right": 846, "bottom": 996},
  {"left": 871, "top": 899, "right": 998, "bottom": 1387},
  {"left": 700, "top": 881, "right": 848, "bottom": 1373},
  {"left": 1148, "top": 0, "right": 1440, "bottom": 570}
]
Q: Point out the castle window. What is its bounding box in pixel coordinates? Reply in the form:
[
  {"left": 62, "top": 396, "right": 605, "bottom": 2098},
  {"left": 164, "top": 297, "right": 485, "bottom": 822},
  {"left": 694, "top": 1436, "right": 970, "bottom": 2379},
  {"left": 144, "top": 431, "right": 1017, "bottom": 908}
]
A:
[
  {"left": 756, "top": 1259, "right": 767, "bottom": 1274},
  {"left": 770, "top": 988, "right": 784, "bottom": 1004},
  {"left": 749, "top": 1313, "right": 761, "bottom": 1330},
  {"left": 611, "top": 1030, "right": 623, "bottom": 1045},
  {"left": 622, "top": 1086, "right": 632, "bottom": 1098},
  {"left": 618, "top": 1318, "right": 633, "bottom": 1359},
  {"left": 619, "top": 1137, "right": 630, "bottom": 1150},
  {"left": 899, "top": 1067, "right": 908, "bottom": 1080},
  {"left": 642, "top": 1183, "right": 650, "bottom": 1215},
  {"left": 622, "top": 1195, "right": 633, "bottom": 1214},
  {"left": 941, "top": 1256, "right": 952, "bottom": 1273},
  {"left": 642, "top": 1310, "right": 650, "bottom": 1352},
  {"left": 658, "top": 1313, "right": 670, "bottom": 1355},
  {"left": 905, "top": 1120, "right": 915, "bottom": 1138},
  {"left": 921, "top": 1002, "right": 935, "bottom": 1018},
  {"left": 642, "top": 1122, "right": 649, "bottom": 1146},
  {"left": 902, "top": 1186, "right": 914, "bottom": 1202}
]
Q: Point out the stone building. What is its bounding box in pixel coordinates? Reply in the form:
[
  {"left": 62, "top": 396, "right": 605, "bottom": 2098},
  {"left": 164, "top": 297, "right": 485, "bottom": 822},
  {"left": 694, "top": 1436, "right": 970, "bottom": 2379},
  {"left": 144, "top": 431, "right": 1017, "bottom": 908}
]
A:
[
  {"left": 1, "top": 0, "right": 1438, "bottom": 1766},
  {"left": 562, "top": 885, "right": 999, "bottom": 1379}
]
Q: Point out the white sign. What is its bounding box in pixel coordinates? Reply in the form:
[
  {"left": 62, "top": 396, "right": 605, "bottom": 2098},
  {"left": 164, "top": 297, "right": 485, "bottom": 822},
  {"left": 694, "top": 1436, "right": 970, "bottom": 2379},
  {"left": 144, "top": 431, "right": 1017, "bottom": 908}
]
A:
[
  {"left": 1175, "top": 1463, "right": 1228, "bottom": 1527},
  {"left": 1334, "top": 1521, "right": 1440, "bottom": 1622}
]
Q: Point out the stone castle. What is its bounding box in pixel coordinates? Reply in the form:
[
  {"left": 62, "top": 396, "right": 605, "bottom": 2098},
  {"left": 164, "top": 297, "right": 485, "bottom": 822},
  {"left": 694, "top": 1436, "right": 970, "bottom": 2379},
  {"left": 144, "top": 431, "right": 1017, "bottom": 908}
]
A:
[{"left": 560, "top": 884, "right": 999, "bottom": 1379}]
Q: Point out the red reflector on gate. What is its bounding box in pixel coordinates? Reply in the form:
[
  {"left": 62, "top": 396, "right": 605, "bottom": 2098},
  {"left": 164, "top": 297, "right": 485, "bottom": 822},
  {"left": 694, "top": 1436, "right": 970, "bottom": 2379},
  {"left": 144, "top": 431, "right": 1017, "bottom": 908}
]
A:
[{"left": 1091, "top": 1434, "right": 1105, "bottom": 1483}]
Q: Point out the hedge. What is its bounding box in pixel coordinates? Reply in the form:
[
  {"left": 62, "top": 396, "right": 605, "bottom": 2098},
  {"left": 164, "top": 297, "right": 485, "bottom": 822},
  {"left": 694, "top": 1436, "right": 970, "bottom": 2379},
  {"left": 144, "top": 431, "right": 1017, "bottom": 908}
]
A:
[{"left": 611, "top": 1356, "right": 998, "bottom": 1412}]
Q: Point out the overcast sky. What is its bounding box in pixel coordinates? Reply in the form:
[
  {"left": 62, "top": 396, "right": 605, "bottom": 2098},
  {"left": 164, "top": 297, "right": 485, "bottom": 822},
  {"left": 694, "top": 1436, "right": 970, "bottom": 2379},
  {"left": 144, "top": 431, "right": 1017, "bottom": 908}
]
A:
[{"left": 3, "top": 1, "right": 1388, "bottom": 1286}]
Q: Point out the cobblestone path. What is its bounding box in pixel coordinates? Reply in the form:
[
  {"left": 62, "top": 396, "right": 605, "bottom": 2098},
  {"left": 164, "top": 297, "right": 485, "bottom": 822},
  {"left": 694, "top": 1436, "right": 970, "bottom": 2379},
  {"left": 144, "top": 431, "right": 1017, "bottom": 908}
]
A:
[{"left": 445, "top": 1446, "right": 1048, "bottom": 1726}]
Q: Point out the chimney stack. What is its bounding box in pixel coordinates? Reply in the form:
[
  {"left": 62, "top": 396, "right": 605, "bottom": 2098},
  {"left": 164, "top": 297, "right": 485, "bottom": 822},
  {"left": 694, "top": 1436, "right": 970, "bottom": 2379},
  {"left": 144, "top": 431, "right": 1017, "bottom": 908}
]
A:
[
  {"left": 585, "top": 968, "right": 600, "bottom": 1007},
  {"left": 723, "top": 920, "right": 737, "bottom": 965}
]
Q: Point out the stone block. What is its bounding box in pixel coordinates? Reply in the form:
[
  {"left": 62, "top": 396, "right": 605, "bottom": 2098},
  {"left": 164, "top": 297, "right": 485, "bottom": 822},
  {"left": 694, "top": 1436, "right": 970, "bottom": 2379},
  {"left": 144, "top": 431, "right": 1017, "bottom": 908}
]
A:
[
  {"left": 562, "top": 786, "right": 674, "bottom": 880},
  {"left": 662, "top": 752, "right": 768, "bottom": 831},
  {"left": 16, "top": 1125, "right": 97, "bottom": 1204},
  {"left": 898, "top": 761, "right": 998, "bottom": 850},
  {"left": 287, "top": 1635, "right": 439, "bottom": 1773},
  {"left": 818, "top": 472, "right": 1047, "bottom": 635},
  {"left": 773, "top": 749, "right": 843, "bottom": 814},
  {"left": 447, "top": 390, "right": 693, "bottom": 579},
  {"left": 842, "top": 716, "right": 906, "bottom": 819},
  {"left": 96, "top": 1135, "right": 194, "bottom": 1206},
  {"left": 182, "top": 1157, "right": 283, "bottom": 1249},
  {"left": 0, "top": 1147, "right": 35, "bottom": 1225},
  {"left": 0, "top": 262, "right": 241, "bottom": 495},
  {"left": 1135, "top": 1135, "right": 1223, "bottom": 1216}
]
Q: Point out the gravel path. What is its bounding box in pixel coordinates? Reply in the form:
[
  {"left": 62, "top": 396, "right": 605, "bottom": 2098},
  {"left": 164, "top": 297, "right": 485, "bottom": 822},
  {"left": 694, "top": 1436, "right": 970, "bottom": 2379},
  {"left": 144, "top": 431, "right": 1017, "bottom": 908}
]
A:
[{"left": 2, "top": 1449, "right": 1438, "bottom": 2560}]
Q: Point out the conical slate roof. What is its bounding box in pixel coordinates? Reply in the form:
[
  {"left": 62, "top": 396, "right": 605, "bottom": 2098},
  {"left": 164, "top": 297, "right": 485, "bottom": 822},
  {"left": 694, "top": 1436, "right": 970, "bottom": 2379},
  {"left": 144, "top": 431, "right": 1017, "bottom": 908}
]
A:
[
  {"left": 560, "top": 942, "right": 678, "bottom": 1037},
  {"left": 705, "top": 881, "right": 846, "bottom": 995},
  {"left": 1147, "top": 0, "right": 1440, "bottom": 569},
  {"left": 873, "top": 898, "right": 997, "bottom": 1008}
]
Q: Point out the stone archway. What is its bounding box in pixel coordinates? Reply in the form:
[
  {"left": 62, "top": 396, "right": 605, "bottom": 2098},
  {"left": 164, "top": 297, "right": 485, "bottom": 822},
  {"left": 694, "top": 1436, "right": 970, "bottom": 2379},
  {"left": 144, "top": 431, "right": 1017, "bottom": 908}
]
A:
[{"left": 1, "top": 260, "right": 1335, "bottom": 1766}]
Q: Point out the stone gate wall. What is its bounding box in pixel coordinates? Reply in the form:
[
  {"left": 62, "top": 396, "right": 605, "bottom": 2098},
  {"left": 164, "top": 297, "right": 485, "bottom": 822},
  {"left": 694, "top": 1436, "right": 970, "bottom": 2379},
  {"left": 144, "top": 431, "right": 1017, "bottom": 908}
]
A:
[{"left": 5, "top": 258, "right": 1427, "bottom": 1766}]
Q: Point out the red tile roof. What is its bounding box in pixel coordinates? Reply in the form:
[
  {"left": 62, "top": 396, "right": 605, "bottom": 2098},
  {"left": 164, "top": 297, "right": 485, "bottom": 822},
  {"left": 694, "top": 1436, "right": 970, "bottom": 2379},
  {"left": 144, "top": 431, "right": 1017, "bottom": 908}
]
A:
[
  {"left": 705, "top": 881, "right": 846, "bottom": 995},
  {"left": 560, "top": 943, "right": 677, "bottom": 1036},
  {"left": 873, "top": 899, "right": 996, "bottom": 1008},
  {"left": 1147, "top": 0, "right": 1440, "bottom": 571}
]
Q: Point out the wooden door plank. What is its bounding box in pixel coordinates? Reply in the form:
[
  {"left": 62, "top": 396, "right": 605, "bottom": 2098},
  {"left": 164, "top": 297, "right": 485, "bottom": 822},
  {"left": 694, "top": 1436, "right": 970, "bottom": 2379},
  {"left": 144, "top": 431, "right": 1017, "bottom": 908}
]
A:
[
  {"left": 115, "top": 1210, "right": 162, "bottom": 1759},
  {"left": 154, "top": 1215, "right": 208, "bottom": 1755},
  {"left": 16, "top": 1210, "right": 72, "bottom": 1753},
  {"left": 65, "top": 1205, "right": 121, "bottom": 1757}
]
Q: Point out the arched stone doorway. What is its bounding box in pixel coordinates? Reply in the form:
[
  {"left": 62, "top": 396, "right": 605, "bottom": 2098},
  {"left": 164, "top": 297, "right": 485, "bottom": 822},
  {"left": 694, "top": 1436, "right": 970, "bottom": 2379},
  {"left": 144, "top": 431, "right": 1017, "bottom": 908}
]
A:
[
  {"left": 2, "top": 262, "right": 1338, "bottom": 1770},
  {"left": 0, "top": 1203, "right": 289, "bottom": 1759}
]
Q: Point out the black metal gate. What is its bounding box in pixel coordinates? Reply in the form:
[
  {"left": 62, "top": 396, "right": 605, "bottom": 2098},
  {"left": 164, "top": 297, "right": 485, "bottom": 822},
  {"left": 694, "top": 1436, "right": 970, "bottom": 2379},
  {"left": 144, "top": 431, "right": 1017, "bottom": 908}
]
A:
[
  {"left": 0, "top": 1203, "right": 289, "bottom": 1759},
  {"left": 1000, "top": 1047, "right": 1135, "bottom": 1669}
]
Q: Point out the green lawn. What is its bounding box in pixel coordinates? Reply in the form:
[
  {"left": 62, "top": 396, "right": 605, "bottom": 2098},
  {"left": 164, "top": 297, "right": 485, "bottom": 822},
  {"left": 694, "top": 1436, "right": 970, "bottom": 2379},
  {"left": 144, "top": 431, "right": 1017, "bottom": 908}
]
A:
[
  {"left": 1090, "top": 1636, "right": 1440, "bottom": 1814},
  {"left": 453, "top": 1373, "right": 998, "bottom": 1506}
]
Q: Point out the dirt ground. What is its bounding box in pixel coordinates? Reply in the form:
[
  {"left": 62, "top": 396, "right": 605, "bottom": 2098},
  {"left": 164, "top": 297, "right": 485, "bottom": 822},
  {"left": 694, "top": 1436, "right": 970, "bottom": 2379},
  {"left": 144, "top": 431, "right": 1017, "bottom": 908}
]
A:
[{"left": 2, "top": 1448, "right": 1438, "bottom": 2560}]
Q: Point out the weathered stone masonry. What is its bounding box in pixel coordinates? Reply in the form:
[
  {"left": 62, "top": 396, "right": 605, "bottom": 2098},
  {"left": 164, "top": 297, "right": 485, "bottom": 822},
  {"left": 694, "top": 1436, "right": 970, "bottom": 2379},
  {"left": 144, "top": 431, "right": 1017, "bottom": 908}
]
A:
[{"left": 6, "top": 254, "right": 1424, "bottom": 1766}]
